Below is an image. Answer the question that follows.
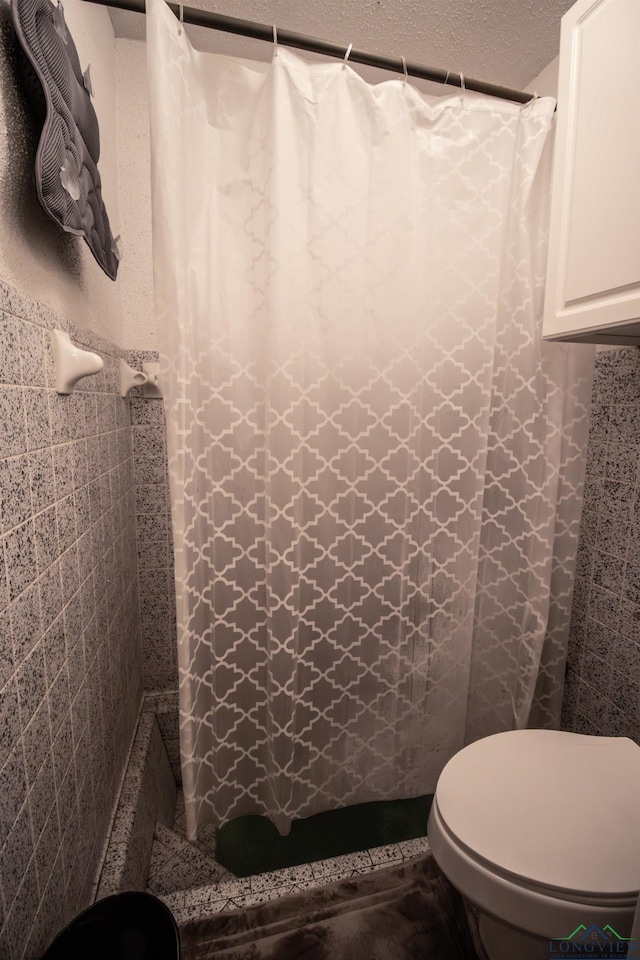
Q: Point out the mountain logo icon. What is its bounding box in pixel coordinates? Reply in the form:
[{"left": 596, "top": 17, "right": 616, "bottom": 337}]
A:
[{"left": 548, "top": 922, "right": 637, "bottom": 958}]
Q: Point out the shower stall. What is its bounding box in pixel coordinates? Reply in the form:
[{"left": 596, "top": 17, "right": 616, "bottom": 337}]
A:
[{"left": 142, "top": 0, "right": 594, "bottom": 844}]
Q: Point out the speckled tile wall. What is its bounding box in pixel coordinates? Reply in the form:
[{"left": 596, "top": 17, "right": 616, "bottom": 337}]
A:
[
  {"left": 145, "top": 690, "right": 181, "bottom": 785},
  {"left": 96, "top": 710, "right": 176, "bottom": 900},
  {"left": 562, "top": 348, "right": 640, "bottom": 742},
  {"left": 128, "top": 350, "right": 178, "bottom": 693},
  {"left": 5, "top": 283, "right": 631, "bottom": 956},
  {"left": 0, "top": 279, "right": 143, "bottom": 959}
]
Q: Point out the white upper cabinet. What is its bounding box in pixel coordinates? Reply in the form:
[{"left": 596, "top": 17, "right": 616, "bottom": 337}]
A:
[{"left": 543, "top": 0, "right": 640, "bottom": 343}]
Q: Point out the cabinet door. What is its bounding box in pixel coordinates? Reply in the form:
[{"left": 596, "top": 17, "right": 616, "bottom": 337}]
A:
[{"left": 543, "top": 0, "right": 640, "bottom": 343}]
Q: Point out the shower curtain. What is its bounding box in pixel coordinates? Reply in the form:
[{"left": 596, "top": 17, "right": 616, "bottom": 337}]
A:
[{"left": 147, "top": 0, "right": 595, "bottom": 840}]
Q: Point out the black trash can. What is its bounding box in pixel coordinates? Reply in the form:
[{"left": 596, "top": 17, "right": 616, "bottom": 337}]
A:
[{"left": 41, "top": 891, "right": 180, "bottom": 960}]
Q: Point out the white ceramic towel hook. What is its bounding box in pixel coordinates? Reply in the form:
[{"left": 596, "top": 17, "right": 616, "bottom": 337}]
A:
[
  {"left": 120, "top": 359, "right": 148, "bottom": 398},
  {"left": 52, "top": 329, "right": 103, "bottom": 395}
]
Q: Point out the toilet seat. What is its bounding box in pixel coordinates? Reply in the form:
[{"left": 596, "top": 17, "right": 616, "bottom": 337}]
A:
[{"left": 428, "top": 730, "right": 640, "bottom": 937}]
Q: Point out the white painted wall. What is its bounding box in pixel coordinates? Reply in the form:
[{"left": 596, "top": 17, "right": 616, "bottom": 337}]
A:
[
  {"left": 115, "top": 37, "right": 155, "bottom": 350},
  {"left": 526, "top": 55, "right": 558, "bottom": 97},
  {"left": 0, "top": 0, "right": 122, "bottom": 342}
]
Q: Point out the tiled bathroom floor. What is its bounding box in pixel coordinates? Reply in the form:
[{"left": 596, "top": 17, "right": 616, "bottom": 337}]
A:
[
  {"left": 147, "top": 791, "right": 431, "bottom": 926},
  {"left": 147, "top": 793, "right": 224, "bottom": 895}
]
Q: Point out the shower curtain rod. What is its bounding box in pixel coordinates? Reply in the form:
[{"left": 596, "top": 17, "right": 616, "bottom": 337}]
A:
[{"left": 82, "top": 0, "right": 534, "bottom": 105}]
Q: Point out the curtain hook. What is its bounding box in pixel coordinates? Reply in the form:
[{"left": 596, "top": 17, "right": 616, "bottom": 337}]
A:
[
  {"left": 401, "top": 55, "right": 408, "bottom": 84},
  {"left": 343, "top": 42, "right": 353, "bottom": 69},
  {"left": 272, "top": 24, "right": 278, "bottom": 59},
  {"left": 443, "top": 69, "right": 451, "bottom": 89},
  {"left": 521, "top": 90, "right": 539, "bottom": 116},
  {"left": 459, "top": 72, "right": 465, "bottom": 103},
  {"left": 178, "top": 1, "right": 183, "bottom": 35}
]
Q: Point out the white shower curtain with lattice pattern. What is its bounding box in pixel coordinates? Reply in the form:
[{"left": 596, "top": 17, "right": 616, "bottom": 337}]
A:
[{"left": 147, "top": 0, "right": 594, "bottom": 840}]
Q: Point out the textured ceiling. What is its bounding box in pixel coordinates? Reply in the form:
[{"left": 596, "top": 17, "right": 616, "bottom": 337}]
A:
[{"left": 108, "top": 0, "right": 574, "bottom": 91}]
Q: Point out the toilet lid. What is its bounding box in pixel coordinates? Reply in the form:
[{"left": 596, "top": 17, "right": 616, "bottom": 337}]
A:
[{"left": 435, "top": 729, "right": 640, "bottom": 897}]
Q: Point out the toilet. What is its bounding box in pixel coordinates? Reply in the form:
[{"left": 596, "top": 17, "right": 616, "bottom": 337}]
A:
[{"left": 427, "top": 729, "right": 640, "bottom": 960}]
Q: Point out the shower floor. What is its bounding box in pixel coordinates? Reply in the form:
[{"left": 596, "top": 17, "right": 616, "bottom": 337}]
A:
[
  {"left": 216, "top": 794, "right": 433, "bottom": 877},
  {"left": 147, "top": 791, "right": 431, "bottom": 927}
]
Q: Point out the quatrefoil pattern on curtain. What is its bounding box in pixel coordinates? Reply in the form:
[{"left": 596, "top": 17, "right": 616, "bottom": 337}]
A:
[{"left": 147, "top": 0, "right": 595, "bottom": 839}]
